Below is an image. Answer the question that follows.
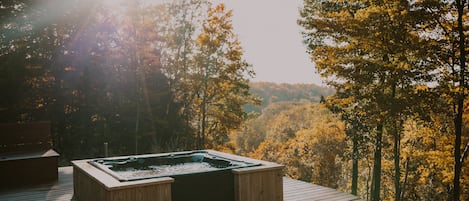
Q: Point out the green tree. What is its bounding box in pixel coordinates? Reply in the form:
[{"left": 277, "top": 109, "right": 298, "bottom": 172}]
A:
[
  {"left": 0, "top": 0, "right": 194, "bottom": 162},
  {"left": 0, "top": 0, "right": 93, "bottom": 122}
]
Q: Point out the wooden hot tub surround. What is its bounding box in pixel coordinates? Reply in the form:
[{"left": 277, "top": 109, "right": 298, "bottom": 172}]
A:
[{"left": 72, "top": 150, "right": 284, "bottom": 201}]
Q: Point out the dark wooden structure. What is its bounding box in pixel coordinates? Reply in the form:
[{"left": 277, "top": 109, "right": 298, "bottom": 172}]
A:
[{"left": 0, "top": 121, "right": 59, "bottom": 189}]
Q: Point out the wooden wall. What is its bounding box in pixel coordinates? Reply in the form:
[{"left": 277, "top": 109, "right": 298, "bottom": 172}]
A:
[
  {"left": 73, "top": 163, "right": 172, "bottom": 201},
  {"left": 233, "top": 167, "right": 284, "bottom": 201}
]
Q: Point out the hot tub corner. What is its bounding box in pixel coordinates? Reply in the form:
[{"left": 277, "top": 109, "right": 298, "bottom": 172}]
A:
[
  {"left": 205, "top": 150, "right": 285, "bottom": 201},
  {"left": 71, "top": 159, "right": 174, "bottom": 201}
]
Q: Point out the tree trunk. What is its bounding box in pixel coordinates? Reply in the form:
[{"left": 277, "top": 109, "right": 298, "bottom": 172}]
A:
[
  {"left": 453, "top": 98, "right": 463, "bottom": 201},
  {"left": 391, "top": 116, "right": 402, "bottom": 201},
  {"left": 389, "top": 82, "right": 401, "bottom": 201},
  {"left": 200, "top": 61, "right": 209, "bottom": 149},
  {"left": 367, "top": 161, "right": 372, "bottom": 201},
  {"left": 400, "top": 157, "right": 409, "bottom": 200},
  {"left": 371, "top": 123, "right": 383, "bottom": 201},
  {"left": 393, "top": 122, "right": 401, "bottom": 201},
  {"left": 200, "top": 94, "right": 207, "bottom": 149},
  {"left": 453, "top": 0, "right": 466, "bottom": 200},
  {"left": 352, "top": 128, "right": 359, "bottom": 196}
]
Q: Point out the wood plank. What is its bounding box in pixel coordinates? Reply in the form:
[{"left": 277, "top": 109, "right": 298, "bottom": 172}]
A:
[
  {"left": 234, "top": 167, "right": 283, "bottom": 201},
  {"left": 283, "top": 178, "right": 362, "bottom": 201}
]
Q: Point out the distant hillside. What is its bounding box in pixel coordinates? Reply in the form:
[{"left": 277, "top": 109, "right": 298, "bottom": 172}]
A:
[{"left": 245, "top": 82, "right": 335, "bottom": 113}]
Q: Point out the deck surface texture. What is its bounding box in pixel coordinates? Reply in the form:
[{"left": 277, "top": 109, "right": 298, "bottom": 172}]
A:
[{"left": 0, "top": 167, "right": 362, "bottom": 201}]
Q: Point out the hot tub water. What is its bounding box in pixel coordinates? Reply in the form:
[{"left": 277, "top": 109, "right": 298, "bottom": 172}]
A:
[{"left": 89, "top": 150, "right": 259, "bottom": 181}]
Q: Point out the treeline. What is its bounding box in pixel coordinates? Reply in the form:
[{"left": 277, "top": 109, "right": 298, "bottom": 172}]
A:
[
  {"left": 0, "top": 0, "right": 255, "bottom": 164},
  {"left": 296, "top": 0, "right": 469, "bottom": 201},
  {"left": 245, "top": 82, "right": 334, "bottom": 113}
]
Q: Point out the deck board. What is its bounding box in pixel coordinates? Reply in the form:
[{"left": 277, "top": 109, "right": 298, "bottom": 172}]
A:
[{"left": 0, "top": 167, "right": 362, "bottom": 201}]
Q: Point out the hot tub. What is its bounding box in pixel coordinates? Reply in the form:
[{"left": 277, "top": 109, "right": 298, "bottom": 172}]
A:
[
  {"left": 88, "top": 150, "right": 260, "bottom": 182},
  {"left": 72, "top": 150, "right": 284, "bottom": 201}
]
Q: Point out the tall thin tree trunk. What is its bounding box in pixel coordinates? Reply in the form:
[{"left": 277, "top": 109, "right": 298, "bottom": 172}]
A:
[
  {"left": 367, "top": 163, "right": 371, "bottom": 201},
  {"left": 390, "top": 83, "right": 401, "bottom": 201},
  {"left": 371, "top": 123, "right": 383, "bottom": 201},
  {"left": 453, "top": 0, "right": 466, "bottom": 200},
  {"left": 400, "top": 157, "right": 410, "bottom": 200},
  {"left": 453, "top": 98, "right": 463, "bottom": 201},
  {"left": 201, "top": 94, "right": 207, "bottom": 149},
  {"left": 200, "top": 62, "right": 209, "bottom": 149},
  {"left": 352, "top": 128, "right": 359, "bottom": 196},
  {"left": 393, "top": 127, "right": 401, "bottom": 201},
  {"left": 453, "top": 99, "right": 463, "bottom": 201}
]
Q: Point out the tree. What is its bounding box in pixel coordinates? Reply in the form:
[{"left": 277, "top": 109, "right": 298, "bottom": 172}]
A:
[
  {"left": 326, "top": 99, "right": 372, "bottom": 196},
  {"left": 299, "top": 0, "right": 436, "bottom": 200},
  {"left": 412, "top": 0, "right": 469, "bottom": 199},
  {"left": 0, "top": 0, "right": 93, "bottom": 122},
  {"left": 159, "top": 0, "right": 203, "bottom": 147},
  {"left": 192, "top": 3, "right": 256, "bottom": 148},
  {"left": 398, "top": 116, "right": 454, "bottom": 200},
  {"left": 447, "top": 1, "right": 468, "bottom": 199},
  {"left": 249, "top": 103, "right": 347, "bottom": 188},
  {"left": 0, "top": 0, "right": 196, "bottom": 161}
]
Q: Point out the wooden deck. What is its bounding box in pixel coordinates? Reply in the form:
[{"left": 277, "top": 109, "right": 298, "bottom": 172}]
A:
[
  {"left": 0, "top": 167, "right": 362, "bottom": 201},
  {"left": 283, "top": 178, "right": 362, "bottom": 201}
]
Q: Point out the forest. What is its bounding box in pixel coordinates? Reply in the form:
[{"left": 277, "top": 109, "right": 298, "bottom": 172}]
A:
[
  {"left": 1, "top": 0, "right": 469, "bottom": 201},
  {"left": 292, "top": 0, "right": 469, "bottom": 201},
  {"left": 0, "top": 0, "right": 256, "bottom": 161}
]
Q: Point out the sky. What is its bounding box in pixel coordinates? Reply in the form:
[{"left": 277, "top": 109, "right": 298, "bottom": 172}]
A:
[{"left": 211, "top": 0, "right": 323, "bottom": 85}]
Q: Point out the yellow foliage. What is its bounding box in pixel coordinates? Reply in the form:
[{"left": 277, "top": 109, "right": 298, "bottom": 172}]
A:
[{"left": 247, "top": 103, "right": 347, "bottom": 188}]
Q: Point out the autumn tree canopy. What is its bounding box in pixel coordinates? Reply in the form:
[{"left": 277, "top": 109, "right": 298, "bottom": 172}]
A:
[{"left": 298, "top": 0, "right": 469, "bottom": 200}]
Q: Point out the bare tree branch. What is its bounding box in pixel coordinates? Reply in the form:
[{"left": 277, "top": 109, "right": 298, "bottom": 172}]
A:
[{"left": 461, "top": 141, "right": 469, "bottom": 165}]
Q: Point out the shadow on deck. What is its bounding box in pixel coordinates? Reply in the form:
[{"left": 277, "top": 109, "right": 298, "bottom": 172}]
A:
[{"left": 0, "top": 167, "right": 362, "bottom": 201}]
